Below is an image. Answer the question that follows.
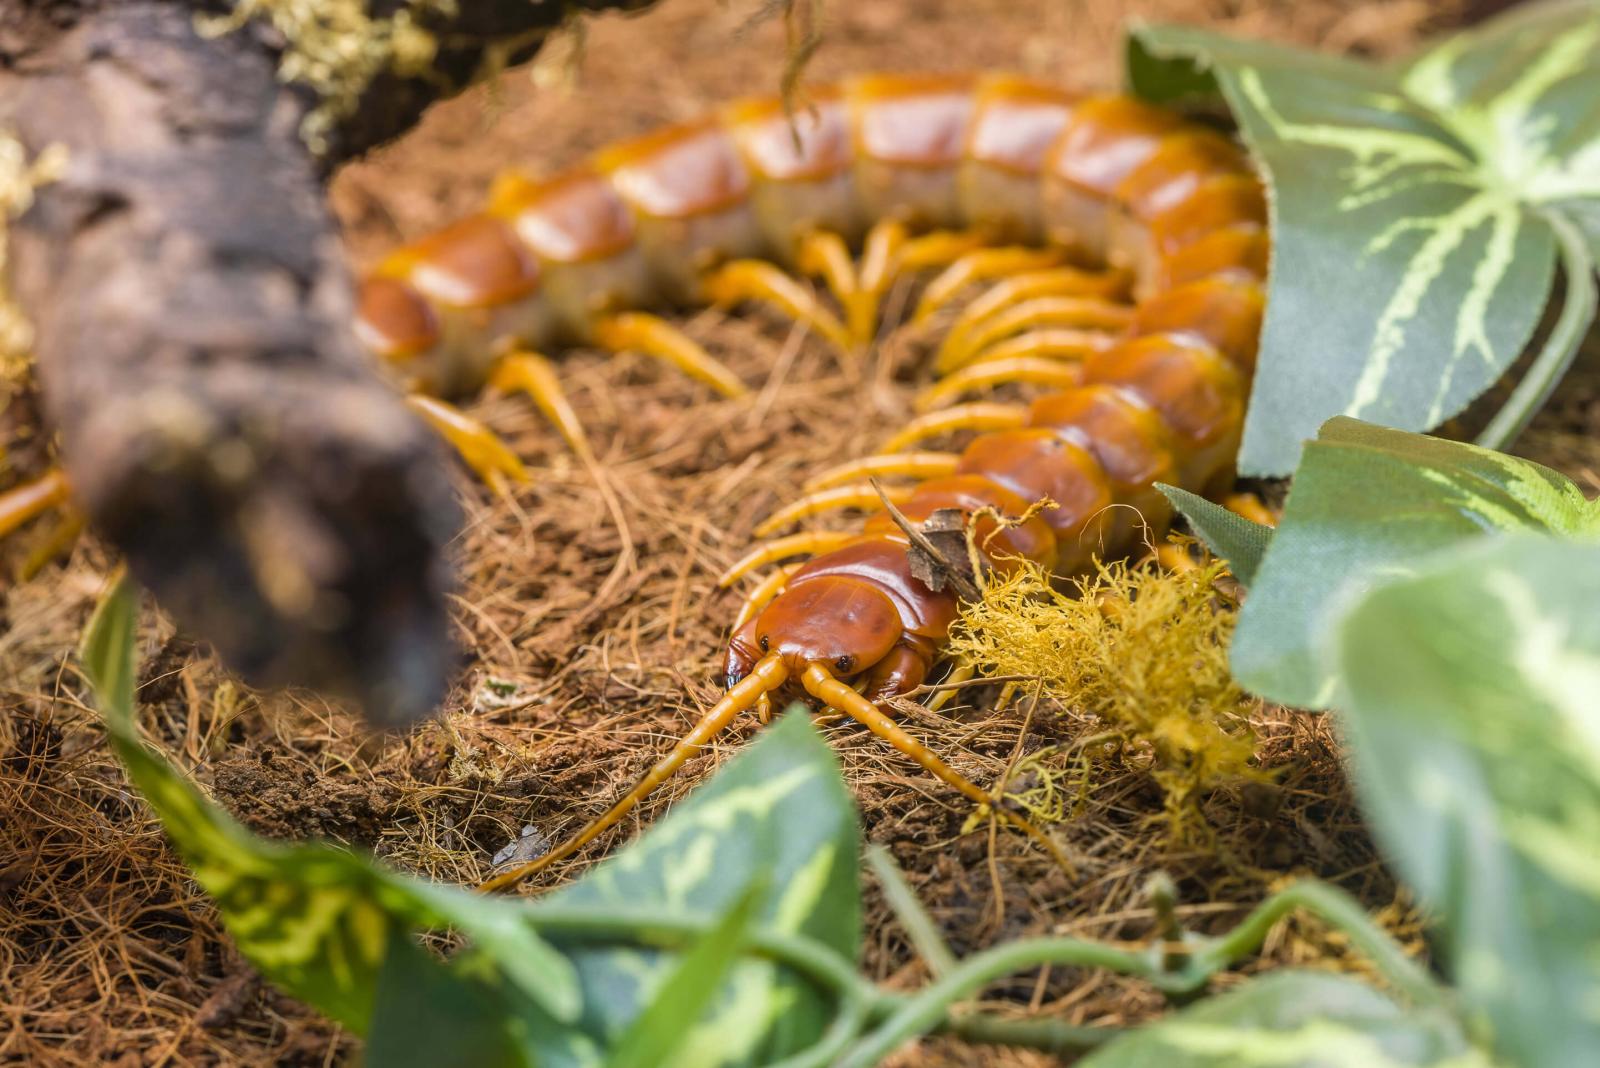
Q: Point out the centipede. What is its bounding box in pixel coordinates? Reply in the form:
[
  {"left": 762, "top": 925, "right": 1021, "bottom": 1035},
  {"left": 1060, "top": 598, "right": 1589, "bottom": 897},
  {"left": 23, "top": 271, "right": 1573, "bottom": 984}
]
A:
[{"left": 0, "top": 72, "right": 1270, "bottom": 882}]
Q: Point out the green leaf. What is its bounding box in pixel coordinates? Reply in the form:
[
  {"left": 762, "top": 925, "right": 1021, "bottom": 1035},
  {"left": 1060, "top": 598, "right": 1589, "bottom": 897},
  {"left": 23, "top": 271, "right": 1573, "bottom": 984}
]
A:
[
  {"left": 1333, "top": 534, "right": 1600, "bottom": 1068},
  {"left": 536, "top": 710, "right": 861, "bottom": 1068},
  {"left": 1231, "top": 417, "right": 1600, "bottom": 707},
  {"left": 1158, "top": 484, "right": 1273, "bottom": 586},
  {"left": 78, "top": 576, "right": 582, "bottom": 1033},
  {"left": 1130, "top": 2, "right": 1600, "bottom": 476},
  {"left": 365, "top": 931, "right": 526, "bottom": 1068},
  {"left": 1080, "top": 971, "right": 1482, "bottom": 1067},
  {"left": 606, "top": 878, "right": 767, "bottom": 1068}
]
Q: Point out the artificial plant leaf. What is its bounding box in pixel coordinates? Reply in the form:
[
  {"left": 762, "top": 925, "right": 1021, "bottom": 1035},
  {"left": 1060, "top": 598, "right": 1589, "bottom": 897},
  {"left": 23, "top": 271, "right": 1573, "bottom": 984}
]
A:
[
  {"left": 79, "top": 576, "right": 582, "bottom": 1034},
  {"left": 1130, "top": 2, "right": 1600, "bottom": 476},
  {"left": 606, "top": 878, "right": 766, "bottom": 1068},
  {"left": 1333, "top": 534, "right": 1600, "bottom": 1068},
  {"left": 537, "top": 709, "right": 861, "bottom": 1068},
  {"left": 1158, "top": 484, "right": 1273, "bottom": 586},
  {"left": 365, "top": 930, "right": 525, "bottom": 1068},
  {"left": 1231, "top": 417, "right": 1600, "bottom": 707},
  {"left": 1080, "top": 970, "right": 1482, "bottom": 1067}
]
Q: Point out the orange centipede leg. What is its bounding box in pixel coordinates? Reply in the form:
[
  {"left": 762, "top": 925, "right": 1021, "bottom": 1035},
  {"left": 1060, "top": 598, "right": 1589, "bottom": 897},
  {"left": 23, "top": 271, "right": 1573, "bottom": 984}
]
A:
[
  {"left": 733, "top": 564, "right": 801, "bottom": 631},
  {"left": 913, "top": 358, "right": 1085, "bottom": 413},
  {"left": 405, "top": 395, "right": 528, "bottom": 491},
  {"left": 489, "top": 351, "right": 595, "bottom": 460},
  {"left": 703, "top": 260, "right": 853, "bottom": 355},
  {"left": 717, "top": 530, "right": 858, "bottom": 587},
  {"left": 895, "top": 229, "right": 993, "bottom": 272},
  {"left": 851, "top": 218, "right": 909, "bottom": 345},
  {"left": 912, "top": 248, "right": 1067, "bottom": 326},
  {"left": 1154, "top": 543, "right": 1199, "bottom": 574},
  {"left": 925, "top": 660, "right": 975, "bottom": 713},
  {"left": 593, "top": 312, "right": 749, "bottom": 399},
  {"left": 0, "top": 468, "right": 71, "bottom": 540},
  {"left": 479, "top": 654, "right": 791, "bottom": 891},
  {"left": 802, "top": 450, "right": 962, "bottom": 493},
  {"left": 935, "top": 296, "right": 1134, "bottom": 373},
  {"left": 753, "top": 482, "right": 915, "bottom": 538},
  {"left": 962, "top": 328, "right": 1116, "bottom": 369},
  {"left": 796, "top": 230, "right": 859, "bottom": 316},
  {"left": 1223, "top": 491, "right": 1278, "bottom": 528},
  {"left": 880, "top": 403, "right": 1029, "bottom": 453},
  {"left": 801, "top": 665, "right": 1074, "bottom": 875},
  {"left": 942, "top": 267, "right": 1134, "bottom": 359}
]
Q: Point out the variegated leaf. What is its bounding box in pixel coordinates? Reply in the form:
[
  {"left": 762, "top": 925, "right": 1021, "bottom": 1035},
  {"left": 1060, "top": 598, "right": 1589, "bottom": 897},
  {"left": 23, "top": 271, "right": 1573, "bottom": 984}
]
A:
[
  {"left": 536, "top": 710, "right": 860, "bottom": 1068},
  {"left": 1157, "top": 484, "right": 1273, "bottom": 586},
  {"left": 1229, "top": 417, "right": 1600, "bottom": 707},
  {"left": 80, "top": 577, "right": 582, "bottom": 1042},
  {"left": 1080, "top": 971, "right": 1483, "bottom": 1068},
  {"left": 1130, "top": 1, "right": 1600, "bottom": 476},
  {"left": 1333, "top": 534, "right": 1600, "bottom": 1068}
]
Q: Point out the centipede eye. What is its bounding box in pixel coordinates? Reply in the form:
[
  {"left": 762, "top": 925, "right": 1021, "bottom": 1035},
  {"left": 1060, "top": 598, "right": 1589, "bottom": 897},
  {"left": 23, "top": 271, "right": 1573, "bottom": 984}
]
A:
[
  {"left": 834, "top": 655, "right": 854, "bottom": 673},
  {"left": 759, "top": 635, "right": 770, "bottom": 652}
]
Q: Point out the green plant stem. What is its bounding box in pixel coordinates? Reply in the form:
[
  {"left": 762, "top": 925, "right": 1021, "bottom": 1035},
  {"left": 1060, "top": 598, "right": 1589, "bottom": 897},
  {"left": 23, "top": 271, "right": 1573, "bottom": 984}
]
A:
[
  {"left": 1176, "top": 881, "right": 1446, "bottom": 1008},
  {"left": 867, "top": 845, "right": 958, "bottom": 977},
  {"left": 527, "top": 879, "right": 1438, "bottom": 1065},
  {"left": 1476, "top": 210, "right": 1598, "bottom": 451},
  {"left": 834, "top": 937, "right": 1160, "bottom": 1068}
]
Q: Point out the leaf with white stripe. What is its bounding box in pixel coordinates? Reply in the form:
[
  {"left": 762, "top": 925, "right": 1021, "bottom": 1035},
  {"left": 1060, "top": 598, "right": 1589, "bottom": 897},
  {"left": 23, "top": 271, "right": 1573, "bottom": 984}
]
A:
[
  {"left": 1333, "top": 534, "right": 1600, "bottom": 1068},
  {"left": 1230, "top": 417, "right": 1600, "bottom": 707},
  {"left": 1131, "top": 1, "right": 1600, "bottom": 475}
]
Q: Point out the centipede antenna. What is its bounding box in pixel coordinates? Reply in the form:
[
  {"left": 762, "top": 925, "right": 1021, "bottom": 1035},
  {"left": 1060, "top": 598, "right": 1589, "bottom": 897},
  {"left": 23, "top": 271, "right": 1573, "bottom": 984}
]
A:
[
  {"left": 0, "top": 468, "right": 71, "bottom": 539},
  {"left": 1223, "top": 492, "right": 1277, "bottom": 528},
  {"left": 912, "top": 247, "right": 1067, "bottom": 326},
  {"left": 913, "top": 357, "right": 1085, "bottom": 413},
  {"left": 593, "top": 312, "right": 749, "bottom": 399},
  {"left": 802, "top": 451, "right": 961, "bottom": 492},
  {"left": 703, "top": 260, "right": 853, "bottom": 355},
  {"left": 734, "top": 564, "right": 801, "bottom": 630},
  {"left": 962, "top": 328, "right": 1116, "bottom": 369},
  {"left": 796, "top": 230, "right": 860, "bottom": 315},
  {"left": 800, "top": 664, "right": 1075, "bottom": 876},
  {"left": 936, "top": 296, "right": 1134, "bottom": 373},
  {"left": 405, "top": 395, "right": 529, "bottom": 490},
  {"left": 490, "top": 351, "right": 596, "bottom": 460},
  {"left": 753, "top": 482, "right": 914, "bottom": 537},
  {"left": 717, "top": 530, "right": 857, "bottom": 587},
  {"left": 479, "top": 655, "right": 790, "bottom": 892},
  {"left": 880, "top": 403, "right": 1029, "bottom": 453}
]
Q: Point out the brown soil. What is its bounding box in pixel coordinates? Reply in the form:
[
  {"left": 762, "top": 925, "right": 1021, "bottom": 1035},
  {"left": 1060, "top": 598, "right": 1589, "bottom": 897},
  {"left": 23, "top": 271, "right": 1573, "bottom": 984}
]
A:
[{"left": 8, "top": 0, "right": 1577, "bottom": 1065}]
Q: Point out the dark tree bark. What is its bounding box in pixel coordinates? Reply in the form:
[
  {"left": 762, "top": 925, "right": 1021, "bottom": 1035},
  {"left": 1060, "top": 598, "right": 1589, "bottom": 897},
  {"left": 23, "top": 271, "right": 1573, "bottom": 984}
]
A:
[{"left": 0, "top": 0, "right": 653, "bottom": 724}]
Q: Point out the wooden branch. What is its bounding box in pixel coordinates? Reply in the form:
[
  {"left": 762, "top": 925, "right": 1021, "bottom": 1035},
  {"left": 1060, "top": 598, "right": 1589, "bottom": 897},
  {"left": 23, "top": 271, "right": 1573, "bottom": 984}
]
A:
[{"left": 0, "top": 1, "right": 653, "bottom": 723}]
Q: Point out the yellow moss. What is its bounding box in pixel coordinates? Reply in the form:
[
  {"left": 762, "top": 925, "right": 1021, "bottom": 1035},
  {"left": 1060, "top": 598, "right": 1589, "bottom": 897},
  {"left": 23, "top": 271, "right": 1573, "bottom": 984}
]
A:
[
  {"left": 198, "top": 0, "right": 457, "bottom": 154},
  {"left": 947, "top": 552, "right": 1262, "bottom": 836}
]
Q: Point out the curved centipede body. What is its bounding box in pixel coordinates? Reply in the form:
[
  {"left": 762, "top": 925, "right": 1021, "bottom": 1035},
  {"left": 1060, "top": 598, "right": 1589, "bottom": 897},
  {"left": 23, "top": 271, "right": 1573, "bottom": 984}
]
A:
[
  {"left": 343, "top": 72, "right": 1264, "bottom": 474},
  {"left": 442, "top": 73, "right": 1270, "bottom": 890}
]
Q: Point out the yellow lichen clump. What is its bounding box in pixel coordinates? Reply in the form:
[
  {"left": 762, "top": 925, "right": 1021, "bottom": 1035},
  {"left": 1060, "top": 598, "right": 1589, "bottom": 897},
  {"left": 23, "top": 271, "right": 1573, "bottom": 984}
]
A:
[
  {"left": 199, "top": 0, "right": 454, "bottom": 154},
  {"left": 947, "top": 552, "right": 1262, "bottom": 835}
]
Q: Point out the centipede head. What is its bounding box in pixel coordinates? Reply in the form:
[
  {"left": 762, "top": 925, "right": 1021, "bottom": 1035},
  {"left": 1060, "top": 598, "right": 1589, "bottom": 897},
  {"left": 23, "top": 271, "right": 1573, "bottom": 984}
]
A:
[{"left": 724, "top": 575, "right": 903, "bottom": 690}]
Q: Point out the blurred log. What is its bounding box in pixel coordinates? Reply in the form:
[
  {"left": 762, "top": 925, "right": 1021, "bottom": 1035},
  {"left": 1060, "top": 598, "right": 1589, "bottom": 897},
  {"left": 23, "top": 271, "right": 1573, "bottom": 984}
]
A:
[{"left": 0, "top": 1, "right": 653, "bottom": 724}]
